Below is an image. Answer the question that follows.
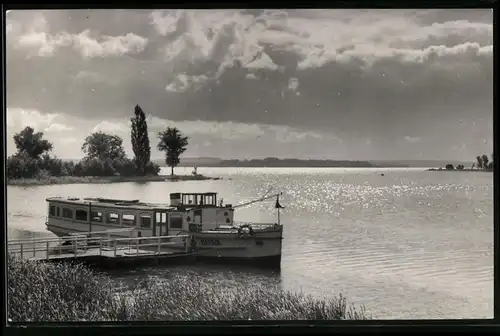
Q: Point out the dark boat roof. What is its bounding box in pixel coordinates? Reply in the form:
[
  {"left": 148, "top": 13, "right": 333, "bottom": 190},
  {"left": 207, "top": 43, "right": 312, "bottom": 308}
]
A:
[{"left": 46, "top": 196, "right": 175, "bottom": 211}]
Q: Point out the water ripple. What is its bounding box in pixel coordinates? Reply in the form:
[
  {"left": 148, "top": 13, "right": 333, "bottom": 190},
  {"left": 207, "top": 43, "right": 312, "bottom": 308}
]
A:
[{"left": 7, "top": 168, "right": 493, "bottom": 319}]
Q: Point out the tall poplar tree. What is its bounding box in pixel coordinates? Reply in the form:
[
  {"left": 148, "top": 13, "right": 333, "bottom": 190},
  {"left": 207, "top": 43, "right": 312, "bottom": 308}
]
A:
[{"left": 130, "top": 105, "right": 151, "bottom": 175}]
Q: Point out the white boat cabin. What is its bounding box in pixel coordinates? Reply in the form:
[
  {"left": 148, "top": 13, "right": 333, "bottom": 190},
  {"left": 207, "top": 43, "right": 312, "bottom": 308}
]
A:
[{"left": 45, "top": 192, "right": 235, "bottom": 237}]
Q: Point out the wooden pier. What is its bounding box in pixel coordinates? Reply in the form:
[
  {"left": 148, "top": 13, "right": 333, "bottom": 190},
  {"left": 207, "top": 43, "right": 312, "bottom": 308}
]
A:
[{"left": 7, "top": 231, "right": 194, "bottom": 268}]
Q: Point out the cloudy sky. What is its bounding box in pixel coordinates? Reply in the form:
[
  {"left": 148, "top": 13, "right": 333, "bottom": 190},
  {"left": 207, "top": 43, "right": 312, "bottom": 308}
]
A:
[{"left": 6, "top": 9, "right": 493, "bottom": 161}]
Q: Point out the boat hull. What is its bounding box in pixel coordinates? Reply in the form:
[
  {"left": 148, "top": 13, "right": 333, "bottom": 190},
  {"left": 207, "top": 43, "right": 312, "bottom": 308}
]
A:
[{"left": 131, "top": 234, "right": 282, "bottom": 264}]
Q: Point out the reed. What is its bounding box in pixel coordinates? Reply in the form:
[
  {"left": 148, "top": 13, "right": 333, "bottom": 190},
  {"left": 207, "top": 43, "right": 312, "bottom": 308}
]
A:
[{"left": 7, "top": 254, "right": 370, "bottom": 322}]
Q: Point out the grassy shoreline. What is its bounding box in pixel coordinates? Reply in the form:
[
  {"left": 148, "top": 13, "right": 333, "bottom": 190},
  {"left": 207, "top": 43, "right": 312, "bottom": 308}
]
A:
[
  {"left": 7, "top": 255, "right": 370, "bottom": 322},
  {"left": 7, "top": 174, "right": 221, "bottom": 186}
]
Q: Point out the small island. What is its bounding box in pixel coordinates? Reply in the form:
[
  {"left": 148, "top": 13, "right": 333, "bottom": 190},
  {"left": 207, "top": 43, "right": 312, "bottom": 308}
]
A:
[
  {"left": 427, "top": 154, "right": 493, "bottom": 172},
  {"left": 7, "top": 105, "right": 219, "bottom": 186}
]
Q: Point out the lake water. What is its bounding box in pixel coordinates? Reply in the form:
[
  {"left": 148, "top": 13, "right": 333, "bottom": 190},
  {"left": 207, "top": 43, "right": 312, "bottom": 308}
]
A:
[{"left": 7, "top": 167, "right": 493, "bottom": 319}]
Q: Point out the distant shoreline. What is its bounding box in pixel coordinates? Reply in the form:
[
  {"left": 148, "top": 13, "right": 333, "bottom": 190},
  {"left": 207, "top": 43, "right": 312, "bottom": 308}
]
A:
[
  {"left": 153, "top": 158, "right": 474, "bottom": 168},
  {"left": 7, "top": 174, "right": 220, "bottom": 186},
  {"left": 427, "top": 168, "right": 493, "bottom": 172},
  {"left": 158, "top": 159, "right": 378, "bottom": 168}
]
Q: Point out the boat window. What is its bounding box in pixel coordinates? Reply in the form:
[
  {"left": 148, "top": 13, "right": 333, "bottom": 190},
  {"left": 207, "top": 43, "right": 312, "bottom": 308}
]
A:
[
  {"left": 61, "top": 208, "right": 73, "bottom": 219},
  {"left": 91, "top": 211, "right": 103, "bottom": 222},
  {"left": 204, "top": 195, "right": 214, "bottom": 206},
  {"left": 122, "top": 214, "right": 136, "bottom": 226},
  {"left": 56, "top": 207, "right": 60, "bottom": 217},
  {"left": 155, "top": 212, "right": 167, "bottom": 224},
  {"left": 49, "top": 205, "right": 56, "bottom": 217},
  {"left": 140, "top": 214, "right": 152, "bottom": 229},
  {"left": 75, "top": 209, "right": 88, "bottom": 221},
  {"left": 170, "top": 214, "right": 183, "bottom": 229},
  {"left": 106, "top": 212, "right": 119, "bottom": 224},
  {"left": 183, "top": 194, "right": 195, "bottom": 205}
]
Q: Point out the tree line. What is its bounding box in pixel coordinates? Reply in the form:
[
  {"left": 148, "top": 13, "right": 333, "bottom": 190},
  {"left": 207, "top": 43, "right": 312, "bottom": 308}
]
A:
[
  {"left": 445, "top": 153, "right": 493, "bottom": 170},
  {"left": 7, "top": 105, "right": 189, "bottom": 180},
  {"left": 474, "top": 154, "right": 493, "bottom": 170}
]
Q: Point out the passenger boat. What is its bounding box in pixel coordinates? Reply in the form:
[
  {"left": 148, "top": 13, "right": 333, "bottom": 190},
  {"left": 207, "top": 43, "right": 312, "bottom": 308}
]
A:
[{"left": 45, "top": 191, "right": 284, "bottom": 267}]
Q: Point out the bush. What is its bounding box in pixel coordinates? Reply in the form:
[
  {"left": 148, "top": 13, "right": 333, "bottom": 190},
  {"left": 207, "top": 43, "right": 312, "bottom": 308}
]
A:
[
  {"left": 71, "top": 158, "right": 160, "bottom": 177},
  {"left": 144, "top": 161, "right": 161, "bottom": 176},
  {"left": 7, "top": 153, "right": 42, "bottom": 179},
  {"left": 73, "top": 158, "right": 118, "bottom": 177},
  {"left": 115, "top": 158, "right": 138, "bottom": 177},
  {"left": 38, "top": 154, "right": 77, "bottom": 176},
  {"left": 7, "top": 151, "right": 160, "bottom": 180},
  {"left": 8, "top": 255, "right": 370, "bottom": 322},
  {"left": 7, "top": 153, "right": 77, "bottom": 179}
]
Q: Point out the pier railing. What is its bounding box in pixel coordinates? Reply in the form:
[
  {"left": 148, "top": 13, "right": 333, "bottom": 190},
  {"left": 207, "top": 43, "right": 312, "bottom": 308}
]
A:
[{"left": 7, "top": 234, "right": 190, "bottom": 260}]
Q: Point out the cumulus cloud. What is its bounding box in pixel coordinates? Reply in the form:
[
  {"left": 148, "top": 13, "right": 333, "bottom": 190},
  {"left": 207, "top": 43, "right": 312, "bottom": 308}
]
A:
[
  {"left": 92, "top": 120, "right": 128, "bottom": 134},
  {"left": 9, "top": 13, "right": 148, "bottom": 58},
  {"left": 72, "top": 30, "right": 148, "bottom": 58},
  {"left": 7, "top": 108, "right": 61, "bottom": 131},
  {"left": 165, "top": 73, "right": 209, "bottom": 92},
  {"left": 5, "top": 9, "right": 493, "bottom": 160},
  {"left": 44, "top": 123, "right": 74, "bottom": 132},
  {"left": 404, "top": 136, "right": 421, "bottom": 143}
]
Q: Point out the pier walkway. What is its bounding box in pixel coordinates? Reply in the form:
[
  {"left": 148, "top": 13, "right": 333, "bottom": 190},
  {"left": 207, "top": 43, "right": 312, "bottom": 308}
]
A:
[{"left": 8, "top": 230, "right": 192, "bottom": 268}]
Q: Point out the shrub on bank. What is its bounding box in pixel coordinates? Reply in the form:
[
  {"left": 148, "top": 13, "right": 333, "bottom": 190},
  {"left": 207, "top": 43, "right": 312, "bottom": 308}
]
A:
[
  {"left": 7, "top": 154, "right": 79, "bottom": 179},
  {"left": 7, "top": 155, "right": 160, "bottom": 180},
  {"left": 8, "top": 255, "right": 370, "bottom": 322},
  {"left": 72, "top": 158, "right": 160, "bottom": 177}
]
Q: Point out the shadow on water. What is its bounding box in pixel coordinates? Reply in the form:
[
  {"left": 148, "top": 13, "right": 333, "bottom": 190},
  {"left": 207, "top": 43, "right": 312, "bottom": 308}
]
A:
[{"left": 103, "top": 262, "right": 282, "bottom": 292}]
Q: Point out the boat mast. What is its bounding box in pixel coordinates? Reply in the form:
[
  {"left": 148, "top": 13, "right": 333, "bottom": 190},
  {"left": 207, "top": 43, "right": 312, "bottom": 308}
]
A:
[
  {"left": 88, "top": 202, "right": 92, "bottom": 233},
  {"left": 275, "top": 194, "right": 284, "bottom": 226},
  {"left": 278, "top": 204, "right": 281, "bottom": 225}
]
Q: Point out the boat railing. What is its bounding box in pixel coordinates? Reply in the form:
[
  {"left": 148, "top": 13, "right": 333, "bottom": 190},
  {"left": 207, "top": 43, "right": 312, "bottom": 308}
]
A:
[
  {"left": 197, "top": 222, "right": 282, "bottom": 232},
  {"left": 69, "top": 228, "right": 137, "bottom": 239},
  {"left": 7, "top": 234, "right": 191, "bottom": 260},
  {"left": 69, "top": 228, "right": 136, "bottom": 235},
  {"left": 232, "top": 222, "right": 282, "bottom": 230}
]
